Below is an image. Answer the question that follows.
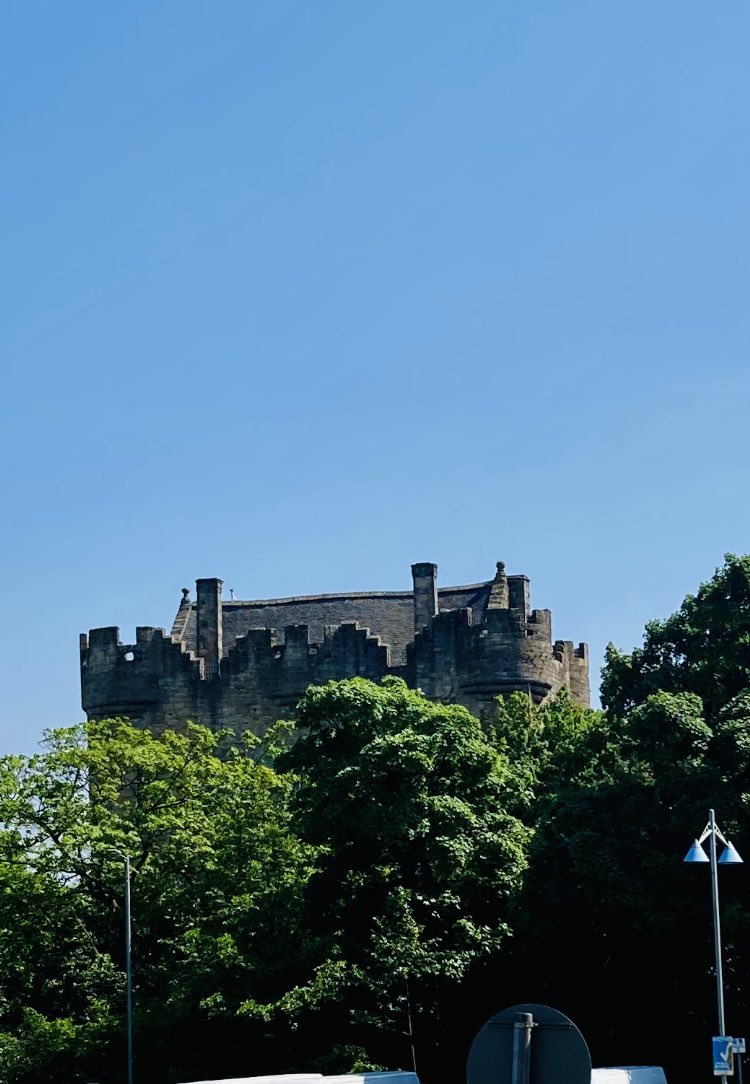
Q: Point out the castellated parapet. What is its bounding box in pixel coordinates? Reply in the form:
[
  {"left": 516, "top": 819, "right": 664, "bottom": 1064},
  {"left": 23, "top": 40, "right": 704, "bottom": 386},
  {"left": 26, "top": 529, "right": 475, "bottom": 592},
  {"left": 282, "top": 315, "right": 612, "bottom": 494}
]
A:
[{"left": 80, "top": 560, "right": 589, "bottom": 737}]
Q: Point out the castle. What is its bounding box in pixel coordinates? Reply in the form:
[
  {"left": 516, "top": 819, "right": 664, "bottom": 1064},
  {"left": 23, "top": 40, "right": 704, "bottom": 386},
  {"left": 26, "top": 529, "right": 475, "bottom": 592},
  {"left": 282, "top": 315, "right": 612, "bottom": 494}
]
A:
[{"left": 80, "top": 560, "right": 589, "bottom": 736}]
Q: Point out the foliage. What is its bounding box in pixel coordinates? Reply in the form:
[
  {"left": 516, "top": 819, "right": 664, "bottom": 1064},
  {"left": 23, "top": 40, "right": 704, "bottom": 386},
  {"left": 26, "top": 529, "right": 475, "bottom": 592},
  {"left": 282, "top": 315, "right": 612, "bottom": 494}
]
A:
[
  {"left": 272, "top": 677, "right": 530, "bottom": 1077},
  {"left": 486, "top": 688, "right": 607, "bottom": 817},
  {"left": 511, "top": 566, "right": 750, "bottom": 1084},
  {"left": 602, "top": 553, "right": 750, "bottom": 723},
  {"left": 0, "top": 719, "right": 314, "bottom": 1084}
]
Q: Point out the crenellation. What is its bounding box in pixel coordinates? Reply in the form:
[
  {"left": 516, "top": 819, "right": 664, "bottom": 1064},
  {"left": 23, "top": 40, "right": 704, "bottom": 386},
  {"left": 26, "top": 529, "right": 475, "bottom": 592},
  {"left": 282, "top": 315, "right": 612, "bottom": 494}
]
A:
[
  {"left": 88, "top": 626, "right": 120, "bottom": 650},
  {"left": 553, "top": 638, "right": 571, "bottom": 661},
  {"left": 484, "top": 605, "right": 522, "bottom": 631},
  {"left": 568, "top": 642, "right": 590, "bottom": 707},
  {"left": 80, "top": 559, "right": 590, "bottom": 735}
]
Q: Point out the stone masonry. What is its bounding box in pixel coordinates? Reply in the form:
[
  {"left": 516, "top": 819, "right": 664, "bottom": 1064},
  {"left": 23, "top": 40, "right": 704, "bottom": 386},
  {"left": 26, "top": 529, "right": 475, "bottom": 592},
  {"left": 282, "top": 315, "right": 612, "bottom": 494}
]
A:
[{"left": 80, "top": 560, "right": 589, "bottom": 737}]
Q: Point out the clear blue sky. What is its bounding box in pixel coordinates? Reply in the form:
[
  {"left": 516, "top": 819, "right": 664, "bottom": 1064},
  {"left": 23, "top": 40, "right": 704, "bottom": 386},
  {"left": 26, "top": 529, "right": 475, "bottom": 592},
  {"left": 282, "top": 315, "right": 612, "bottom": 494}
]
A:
[{"left": 3, "top": 2, "right": 750, "bottom": 753}]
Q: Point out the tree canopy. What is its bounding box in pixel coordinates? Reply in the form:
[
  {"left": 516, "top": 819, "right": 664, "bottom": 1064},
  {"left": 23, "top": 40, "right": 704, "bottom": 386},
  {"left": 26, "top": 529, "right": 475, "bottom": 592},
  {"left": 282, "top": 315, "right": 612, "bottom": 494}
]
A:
[
  {"left": 602, "top": 553, "right": 750, "bottom": 722},
  {"left": 273, "top": 678, "right": 529, "bottom": 1077},
  {"left": 0, "top": 720, "right": 313, "bottom": 1083}
]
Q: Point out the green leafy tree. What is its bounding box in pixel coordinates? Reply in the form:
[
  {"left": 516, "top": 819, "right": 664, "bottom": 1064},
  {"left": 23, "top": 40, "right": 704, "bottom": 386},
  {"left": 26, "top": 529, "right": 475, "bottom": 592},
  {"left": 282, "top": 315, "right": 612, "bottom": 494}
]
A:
[
  {"left": 0, "top": 719, "right": 314, "bottom": 1084},
  {"left": 261, "top": 677, "right": 530, "bottom": 1079},
  {"left": 486, "top": 689, "right": 607, "bottom": 818},
  {"left": 602, "top": 553, "right": 750, "bottom": 723},
  {"left": 511, "top": 560, "right": 750, "bottom": 1084},
  {"left": 505, "top": 692, "right": 721, "bottom": 1081}
]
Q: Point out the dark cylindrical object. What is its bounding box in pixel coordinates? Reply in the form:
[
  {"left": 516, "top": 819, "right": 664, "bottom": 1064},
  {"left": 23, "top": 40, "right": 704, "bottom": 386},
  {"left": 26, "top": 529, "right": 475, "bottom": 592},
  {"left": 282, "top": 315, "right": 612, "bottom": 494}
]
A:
[{"left": 511, "top": 1012, "right": 533, "bottom": 1084}]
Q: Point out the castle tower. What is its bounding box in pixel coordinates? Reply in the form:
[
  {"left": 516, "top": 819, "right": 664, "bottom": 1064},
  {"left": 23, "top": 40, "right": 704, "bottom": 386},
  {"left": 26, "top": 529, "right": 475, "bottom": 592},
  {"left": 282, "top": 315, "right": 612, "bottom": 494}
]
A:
[{"left": 80, "top": 559, "right": 589, "bottom": 737}]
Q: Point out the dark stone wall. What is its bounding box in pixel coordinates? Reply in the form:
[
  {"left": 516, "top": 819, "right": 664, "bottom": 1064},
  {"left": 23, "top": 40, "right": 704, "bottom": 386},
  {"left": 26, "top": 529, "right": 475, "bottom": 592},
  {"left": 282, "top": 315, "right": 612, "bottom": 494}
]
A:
[
  {"left": 82, "top": 620, "right": 391, "bottom": 738},
  {"left": 80, "top": 565, "right": 590, "bottom": 737}
]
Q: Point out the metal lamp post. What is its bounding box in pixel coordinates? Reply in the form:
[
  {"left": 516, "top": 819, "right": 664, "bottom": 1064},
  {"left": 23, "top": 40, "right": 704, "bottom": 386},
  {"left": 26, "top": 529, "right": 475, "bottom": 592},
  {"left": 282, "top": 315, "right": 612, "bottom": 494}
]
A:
[
  {"left": 684, "top": 809, "right": 743, "bottom": 1080},
  {"left": 124, "top": 852, "right": 132, "bottom": 1084},
  {"left": 105, "top": 850, "right": 133, "bottom": 1084}
]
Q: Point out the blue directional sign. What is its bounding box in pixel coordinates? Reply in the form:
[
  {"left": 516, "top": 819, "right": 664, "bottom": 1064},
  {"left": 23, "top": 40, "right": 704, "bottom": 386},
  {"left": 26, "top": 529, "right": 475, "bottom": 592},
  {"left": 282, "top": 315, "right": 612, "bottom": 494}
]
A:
[
  {"left": 714, "top": 1036, "right": 735, "bottom": 1075},
  {"left": 733, "top": 1038, "right": 746, "bottom": 1055}
]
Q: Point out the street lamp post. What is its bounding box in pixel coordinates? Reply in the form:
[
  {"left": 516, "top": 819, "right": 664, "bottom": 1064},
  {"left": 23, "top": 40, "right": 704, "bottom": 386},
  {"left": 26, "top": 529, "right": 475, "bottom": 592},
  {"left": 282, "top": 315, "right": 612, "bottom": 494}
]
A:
[
  {"left": 684, "top": 808, "right": 743, "bottom": 1081},
  {"left": 123, "top": 852, "right": 132, "bottom": 1084},
  {"left": 105, "top": 850, "right": 133, "bottom": 1084}
]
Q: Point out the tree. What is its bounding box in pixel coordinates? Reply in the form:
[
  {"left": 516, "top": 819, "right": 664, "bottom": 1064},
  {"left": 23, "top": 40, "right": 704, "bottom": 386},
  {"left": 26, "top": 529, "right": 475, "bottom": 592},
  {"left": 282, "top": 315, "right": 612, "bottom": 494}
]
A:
[
  {"left": 0, "top": 719, "right": 314, "bottom": 1084},
  {"left": 486, "top": 689, "right": 606, "bottom": 820},
  {"left": 602, "top": 553, "right": 750, "bottom": 724},
  {"left": 503, "top": 690, "right": 726, "bottom": 1081},
  {"left": 261, "top": 677, "right": 530, "bottom": 1080},
  {"left": 509, "top": 558, "right": 750, "bottom": 1084}
]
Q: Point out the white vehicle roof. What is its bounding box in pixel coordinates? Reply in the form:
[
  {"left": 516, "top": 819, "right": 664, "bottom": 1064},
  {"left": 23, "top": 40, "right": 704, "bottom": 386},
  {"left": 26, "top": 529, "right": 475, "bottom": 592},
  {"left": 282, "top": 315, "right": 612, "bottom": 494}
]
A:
[
  {"left": 592, "top": 1069, "right": 667, "bottom": 1084},
  {"left": 180, "top": 1076, "right": 323, "bottom": 1084},
  {"left": 323, "top": 1076, "right": 419, "bottom": 1084},
  {"left": 181, "top": 1073, "right": 419, "bottom": 1084}
]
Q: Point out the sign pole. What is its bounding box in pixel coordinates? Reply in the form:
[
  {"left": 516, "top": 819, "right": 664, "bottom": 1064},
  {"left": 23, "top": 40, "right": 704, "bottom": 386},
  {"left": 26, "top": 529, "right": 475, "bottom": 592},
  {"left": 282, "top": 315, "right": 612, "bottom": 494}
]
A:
[{"left": 510, "top": 1013, "right": 533, "bottom": 1084}]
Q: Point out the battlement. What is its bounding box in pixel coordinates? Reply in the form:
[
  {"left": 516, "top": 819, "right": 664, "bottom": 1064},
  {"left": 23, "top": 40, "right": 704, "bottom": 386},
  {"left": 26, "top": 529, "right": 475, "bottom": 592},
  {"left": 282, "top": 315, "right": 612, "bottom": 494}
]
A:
[
  {"left": 81, "top": 625, "right": 205, "bottom": 726},
  {"left": 80, "top": 559, "right": 589, "bottom": 737}
]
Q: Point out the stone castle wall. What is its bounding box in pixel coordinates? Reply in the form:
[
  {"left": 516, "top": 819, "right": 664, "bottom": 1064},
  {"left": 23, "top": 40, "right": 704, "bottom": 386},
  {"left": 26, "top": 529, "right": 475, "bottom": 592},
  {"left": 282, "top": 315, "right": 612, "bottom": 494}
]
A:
[{"left": 80, "top": 561, "right": 589, "bottom": 736}]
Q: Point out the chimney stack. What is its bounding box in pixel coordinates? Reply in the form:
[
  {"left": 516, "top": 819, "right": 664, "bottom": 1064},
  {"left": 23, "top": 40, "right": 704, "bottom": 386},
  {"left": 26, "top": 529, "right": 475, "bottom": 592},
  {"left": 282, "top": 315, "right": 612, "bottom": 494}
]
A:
[
  {"left": 196, "top": 577, "right": 223, "bottom": 674},
  {"left": 411, "top": 562, "right": 438, "bottom": 634}
]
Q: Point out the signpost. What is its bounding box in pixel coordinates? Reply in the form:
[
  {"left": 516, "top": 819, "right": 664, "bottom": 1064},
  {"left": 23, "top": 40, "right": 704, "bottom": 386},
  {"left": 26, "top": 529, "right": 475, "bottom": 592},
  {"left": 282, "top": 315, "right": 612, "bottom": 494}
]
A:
[
  {"left": 466, "top": 1003, "right": 591, "bottom": 1084},
  {"left": 714, "top": 1038, "right": 735, "bottom": 1077},
  {"left": 733, "top": 1039, "right": 746, "bottom": 1084},
  {"left": 711, "top": 1036, "right": 746, "bottom": 1078}
]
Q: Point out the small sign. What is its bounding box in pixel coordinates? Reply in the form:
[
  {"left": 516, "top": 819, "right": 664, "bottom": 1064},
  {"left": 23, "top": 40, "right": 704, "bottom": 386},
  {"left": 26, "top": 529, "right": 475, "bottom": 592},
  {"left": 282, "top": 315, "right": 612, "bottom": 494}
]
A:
[
  {"left": 733, "top": 1038, "right": 746, "bottom": 1055},
  {"left": 714, "top": 1036, "right": 735, "bottom": 1075}
]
